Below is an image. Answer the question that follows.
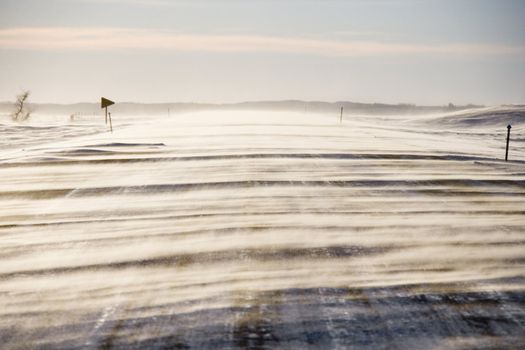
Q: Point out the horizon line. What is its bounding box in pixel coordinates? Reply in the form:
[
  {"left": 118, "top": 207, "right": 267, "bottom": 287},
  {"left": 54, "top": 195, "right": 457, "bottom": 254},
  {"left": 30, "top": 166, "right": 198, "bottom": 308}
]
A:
[{"left": 0, "top": 99, "right": 499, "bottom": 108}]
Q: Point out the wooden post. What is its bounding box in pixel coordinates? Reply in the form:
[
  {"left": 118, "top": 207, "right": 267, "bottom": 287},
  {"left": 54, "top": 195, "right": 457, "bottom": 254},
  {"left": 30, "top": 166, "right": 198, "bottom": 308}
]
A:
[
  {"left": 105, "top": 107, "right": 108, "bottom": 125},
  {"left": 109, "top": 112, "right": 113, "bottom": 133},
  {"left": 505, "top": 124, "right": 511, "bottom": 161},
  {"left": 340, "top": 106, "right": 343, "bottom": 124}
]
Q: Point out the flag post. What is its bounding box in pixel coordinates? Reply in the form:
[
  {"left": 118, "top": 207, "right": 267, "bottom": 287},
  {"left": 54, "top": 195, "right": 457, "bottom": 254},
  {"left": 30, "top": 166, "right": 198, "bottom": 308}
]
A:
[{"left": 101, "top": 97, "right": 115, "bottom": 132}]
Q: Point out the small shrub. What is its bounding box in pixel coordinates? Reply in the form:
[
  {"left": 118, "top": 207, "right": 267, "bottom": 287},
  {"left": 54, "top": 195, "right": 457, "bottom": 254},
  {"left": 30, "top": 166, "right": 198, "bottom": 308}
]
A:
[{"left": 12, "top": 90, "right": 31, "bottom": 121}]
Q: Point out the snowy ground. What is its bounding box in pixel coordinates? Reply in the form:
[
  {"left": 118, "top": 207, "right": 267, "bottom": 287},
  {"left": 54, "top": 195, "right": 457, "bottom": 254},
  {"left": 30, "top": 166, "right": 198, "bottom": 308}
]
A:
[{"left": 0, "top": 107, "right": 524, "bottom": 349}]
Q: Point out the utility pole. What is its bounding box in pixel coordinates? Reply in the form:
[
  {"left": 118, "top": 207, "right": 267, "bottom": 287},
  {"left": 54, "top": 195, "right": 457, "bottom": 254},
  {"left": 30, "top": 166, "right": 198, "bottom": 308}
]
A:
[{"left": 340, "top": 106, "right": 343, "bottom": 124}]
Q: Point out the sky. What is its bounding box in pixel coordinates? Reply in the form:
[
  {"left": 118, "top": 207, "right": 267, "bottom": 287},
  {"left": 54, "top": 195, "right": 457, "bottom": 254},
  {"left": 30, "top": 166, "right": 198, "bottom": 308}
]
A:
[{"left": 0, "top": 0, "right": 524, "bottom": 105}]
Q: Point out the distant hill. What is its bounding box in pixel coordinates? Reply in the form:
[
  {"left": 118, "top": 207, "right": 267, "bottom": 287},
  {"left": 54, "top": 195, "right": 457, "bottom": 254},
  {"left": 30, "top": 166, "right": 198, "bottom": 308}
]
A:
[
  {"left": 0, "top": 100, "right": 484, "bottom": 117},
  {"left": 424, "top": 106, "right": 525, "bottom": 128}
]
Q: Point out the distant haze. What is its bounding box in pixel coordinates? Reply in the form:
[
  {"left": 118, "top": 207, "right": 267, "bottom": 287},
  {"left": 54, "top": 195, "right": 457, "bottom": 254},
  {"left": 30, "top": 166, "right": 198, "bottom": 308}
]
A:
[{"left": 1, "top": 0, "right": 524, "bottom": 105}]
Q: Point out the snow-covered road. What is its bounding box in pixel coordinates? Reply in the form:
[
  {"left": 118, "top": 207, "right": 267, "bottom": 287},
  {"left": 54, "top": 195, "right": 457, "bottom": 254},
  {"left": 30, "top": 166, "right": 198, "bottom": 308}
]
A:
[{"left": 1, "top": 108, "right": 524, "bottom": 349}]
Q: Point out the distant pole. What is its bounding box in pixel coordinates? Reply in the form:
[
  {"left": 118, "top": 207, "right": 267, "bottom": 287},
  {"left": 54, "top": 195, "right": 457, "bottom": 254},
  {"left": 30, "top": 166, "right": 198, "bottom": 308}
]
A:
[
  {"left": 105, "top": 107, "right": 108, "bottom": 124},
  {"left": 505, "top": 124, "right": 511, "bottom": 161},
  {"left": 109, "top": 112, "right": 113, "bottom": 133},
  {"left": 340, "top": 106, "right": 343, "bottom": 124}
]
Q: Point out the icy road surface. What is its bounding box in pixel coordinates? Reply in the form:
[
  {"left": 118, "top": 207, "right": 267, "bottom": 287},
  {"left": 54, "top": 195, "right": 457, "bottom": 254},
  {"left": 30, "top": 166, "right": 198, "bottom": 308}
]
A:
[{"left": 1, "top": 108, "right": 524, "bottom": 349}]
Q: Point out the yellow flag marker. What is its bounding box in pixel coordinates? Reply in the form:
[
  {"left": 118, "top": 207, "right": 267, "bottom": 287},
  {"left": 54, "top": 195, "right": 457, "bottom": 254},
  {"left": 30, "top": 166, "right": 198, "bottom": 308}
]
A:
[{"left": 101, "top": 97, "right": 115, "bottom": 109}]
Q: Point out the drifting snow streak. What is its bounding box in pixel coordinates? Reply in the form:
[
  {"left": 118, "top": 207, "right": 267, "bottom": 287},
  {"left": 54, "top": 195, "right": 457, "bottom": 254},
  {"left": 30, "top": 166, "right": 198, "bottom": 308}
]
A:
[{"left": 0, "top": 109, "right": 524, "bottom": 349}]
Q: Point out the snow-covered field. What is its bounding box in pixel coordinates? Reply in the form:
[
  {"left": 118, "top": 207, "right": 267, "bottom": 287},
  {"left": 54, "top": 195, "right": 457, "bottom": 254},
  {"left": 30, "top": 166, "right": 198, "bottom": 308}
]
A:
[{"left": 1, "top": 107, "right": 524, "bottom": 349}]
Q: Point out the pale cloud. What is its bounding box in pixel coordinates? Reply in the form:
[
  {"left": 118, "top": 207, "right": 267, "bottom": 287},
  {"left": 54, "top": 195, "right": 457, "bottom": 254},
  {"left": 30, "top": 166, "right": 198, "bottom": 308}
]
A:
[{"left": 1, "top": 27, "right": 523, "bottom": 56}]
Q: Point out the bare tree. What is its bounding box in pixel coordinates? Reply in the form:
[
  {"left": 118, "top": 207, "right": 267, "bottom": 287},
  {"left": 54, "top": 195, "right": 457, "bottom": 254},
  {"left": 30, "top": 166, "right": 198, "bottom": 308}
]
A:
[{"left": 12, "top": 90, "right": 31, "bottom": 121}]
